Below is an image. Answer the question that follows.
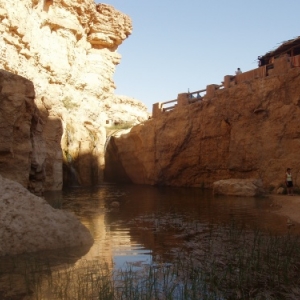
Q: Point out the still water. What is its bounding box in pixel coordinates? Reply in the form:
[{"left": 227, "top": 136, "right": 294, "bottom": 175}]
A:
[
  {"left": 45, "top": 184, "right": 299, "bottom": 269},
  {"left": 1, "top": 184, "right": 300, "bottom": 299}
]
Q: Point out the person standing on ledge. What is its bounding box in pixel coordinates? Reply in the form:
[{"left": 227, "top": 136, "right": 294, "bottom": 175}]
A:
[
  {"left": 235, "top": 67, "right": 242, "bottom": 75},
  {"left": 285, "top": 168, "right": 294, "bottom": 195}
]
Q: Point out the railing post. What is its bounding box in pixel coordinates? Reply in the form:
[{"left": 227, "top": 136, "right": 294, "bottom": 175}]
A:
[
  {"left": 152, "top": 102, "right": 163, "bottom": 118},
  {"left": 177, "top": 93, "right": 189, "bottom": 107},
  {"left": 206, "top": 84, "right": 219, "bottom": 99},
  {"left": 224, "top": 75, "right": 233, "bottom": 88}
]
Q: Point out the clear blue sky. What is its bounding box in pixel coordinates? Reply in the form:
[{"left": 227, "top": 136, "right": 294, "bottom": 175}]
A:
[{"left": 96, "top": 0, "right": 300, "bottom": 112}]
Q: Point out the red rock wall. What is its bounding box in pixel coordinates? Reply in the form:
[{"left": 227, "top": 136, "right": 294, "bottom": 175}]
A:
[{"left": 106, "top": 67, "right": 300, "bottom": 190}]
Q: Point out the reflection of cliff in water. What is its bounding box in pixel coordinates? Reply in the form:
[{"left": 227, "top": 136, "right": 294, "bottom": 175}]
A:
[
  {"left": 102, "top": 185, "right": 300, "bottom": 260},
  {"left": 0, "top": 243, "right": 92, "bottom": 299},
  {"left": 51, "top": 184, "right": 300, "bottom": 265},
  {"left": 2, "top": 185, "right": 300, "bottom": 299}
]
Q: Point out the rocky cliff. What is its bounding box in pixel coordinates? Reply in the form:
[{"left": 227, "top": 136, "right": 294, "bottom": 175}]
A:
[
  {"left": 0, "top": 0, "right": 148, "bottom": 192},
  {"left": 105, "top": 67, "right": 300, "bottom": 191},
  {"left": 0, "top": 71, "right": 40, "bottom": 189}
]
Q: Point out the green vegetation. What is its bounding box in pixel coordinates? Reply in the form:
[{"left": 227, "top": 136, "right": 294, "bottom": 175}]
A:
[
  {"left": 62, "top": 96, "right": 79, "bottom": 110},
  {"left": 107, "top": 122, "right": 134, "bottom": 130},
  {"left": 105, "top": 122, "right": 135, "bottom": 136},
  {"left": 2, "top": 222, "right": 300, "bottom": 299}
]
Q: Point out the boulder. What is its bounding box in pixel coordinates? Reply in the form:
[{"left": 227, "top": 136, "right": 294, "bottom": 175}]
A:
[
  {"left": 0, "top": 174, "right": 93, "bottom": 256},
  {"left": 213, "top": 178, "right": 265, "bottom": 197}
]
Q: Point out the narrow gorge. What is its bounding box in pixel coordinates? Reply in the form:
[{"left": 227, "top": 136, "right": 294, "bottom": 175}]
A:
[
  {"left": 1, "top": 1, "right": 300, "bottom": 196},
  {"left": 0, "top": 0, "right": 148, "bottom": 195}
]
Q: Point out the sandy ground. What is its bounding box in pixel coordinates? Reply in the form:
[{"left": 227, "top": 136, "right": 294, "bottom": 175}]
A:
[{"left": 268, "top": 194, "right": 300, "bottom": 225}]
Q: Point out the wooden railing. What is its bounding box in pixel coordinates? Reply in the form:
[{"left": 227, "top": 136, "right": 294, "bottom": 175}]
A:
[
  {"left": 152, "top": 84, "right": 225, "bottom": 117},
  {"left": 152, "top": 53, "right": 299, "bottom": 118},
  {"left": 158, "top": 89, "right": 207, "bottom": 115},
  {"left": 161, "top": 99, "right": 177, "bottom": 112},
  {"left": 188, "top": 89, "right": 206, "bottom": 103}
]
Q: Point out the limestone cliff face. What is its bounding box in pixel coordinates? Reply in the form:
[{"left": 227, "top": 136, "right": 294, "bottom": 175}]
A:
[
  {"left": 105, "top": 67, "right": 300, "bottom": 190},
  {"left": 0, "top": 0, "right": 148, "bottom": 191}
]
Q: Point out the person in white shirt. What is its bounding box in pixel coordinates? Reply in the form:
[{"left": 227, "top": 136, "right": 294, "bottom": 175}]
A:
[
  {"left": 285, "top": 168, "right": 294, "bottom": 195},
  {"left": 235, "top": 68, "right": 242, "bottom": 75}
]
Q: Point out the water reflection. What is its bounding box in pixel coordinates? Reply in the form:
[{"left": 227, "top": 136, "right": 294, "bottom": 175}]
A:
[
  {"left": 45, "top": 184, "right": 300, "bottom": 269},
  {"left": 2, "top": 184, "right": 300, "bottom": 299}
]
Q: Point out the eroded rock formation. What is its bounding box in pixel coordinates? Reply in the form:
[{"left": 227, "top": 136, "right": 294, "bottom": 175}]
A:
[
  {"left": 0, "top": 0, "right": 148, "bottom": 192},
  {"left": 105, "top": 67, "right": 300, "bottom": 191},
  {"left": 0, "top": 70, "right": 52, "bottom": 194}
]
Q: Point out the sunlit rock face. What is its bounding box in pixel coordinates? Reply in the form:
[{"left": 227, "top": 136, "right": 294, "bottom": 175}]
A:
[
  {"left": 0, "top": 0, "right": 148, "bottom": 190},
  {"left": 106, "top": 68, "right": 300, "bottom": 191},
  {"left": 0, "top": 174, "right": 93, "bottom": 256}
]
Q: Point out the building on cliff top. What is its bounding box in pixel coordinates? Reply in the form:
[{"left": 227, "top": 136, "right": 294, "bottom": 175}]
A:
[
  {"left": 153, "top": 35, "right": 300, "bottom": 117},
  {"left": 259, "top": 36, "right": 300, "bottom": 66}
]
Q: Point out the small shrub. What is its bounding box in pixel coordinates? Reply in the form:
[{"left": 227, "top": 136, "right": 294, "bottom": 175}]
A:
[
  {"left": 62, "top": 96, "right": 79, "bottom": 110},
  {"left": 105, "top": 122, "right": 134, "bottom": 135},
  {"left": 109, "top": 122, "right": 134, "bottom": 130}
]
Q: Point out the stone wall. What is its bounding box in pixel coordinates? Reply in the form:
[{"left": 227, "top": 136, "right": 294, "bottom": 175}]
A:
[{"left": 105, "top": 67, "right": 300, "bottom": 190}]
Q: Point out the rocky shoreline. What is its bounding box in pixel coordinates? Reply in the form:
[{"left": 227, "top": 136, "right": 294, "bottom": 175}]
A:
[{"left": 268, "top": 194, "right": 300, "bottom": 226}]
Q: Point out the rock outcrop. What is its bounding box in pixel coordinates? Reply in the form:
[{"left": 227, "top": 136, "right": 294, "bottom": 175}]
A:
[
  {"left": 0, "top": 174, "right": 93, "bottom": 256},
  {"left": 213, "top": 179, "right": 264, "bottom": 197},
  {"left": 105, "top": 67, "right": 300, "bottom": 191},
  {"left": 0, "top": 71, "right": 38, "bottom": 189},
  {"left": 0, "top": 0, "right": 148, "bottom": 192}
]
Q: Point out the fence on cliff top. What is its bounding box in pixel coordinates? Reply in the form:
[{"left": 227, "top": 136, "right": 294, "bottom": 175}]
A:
[
  {"left": 161, "top": 88, "right": 209, "bottom": 112},
  {"left": 152, "top": 53, "right": 300, "bottom": 118}
]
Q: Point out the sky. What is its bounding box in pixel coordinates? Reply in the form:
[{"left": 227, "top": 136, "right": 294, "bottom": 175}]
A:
[{"left": 96, "top": 0, "right": 300, "bottom": 112}]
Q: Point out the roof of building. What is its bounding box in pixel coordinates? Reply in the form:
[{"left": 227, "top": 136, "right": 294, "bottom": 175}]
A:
[{"left": 260, "top": 36, "right": 300, "bottom": 61}]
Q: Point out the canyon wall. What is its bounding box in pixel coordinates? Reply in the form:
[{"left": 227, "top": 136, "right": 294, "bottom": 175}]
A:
[
  {"left": 0, "top": 0, "right": 148, "bottom": 192},
  {"left": 105, "top": 67, "right": 300, "bottom": 191},
  {"left": 0, "top": 71, "right": 40, "bottom": 189}
]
